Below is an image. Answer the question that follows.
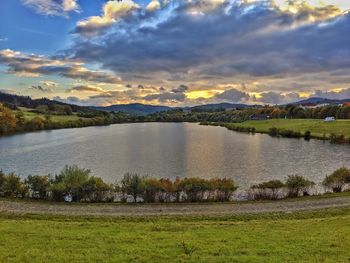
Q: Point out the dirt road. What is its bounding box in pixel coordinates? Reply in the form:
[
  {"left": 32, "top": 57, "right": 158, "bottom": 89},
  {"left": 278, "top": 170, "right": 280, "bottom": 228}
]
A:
[{"left": 1, "top": 195, "right": 350, "bottom": 217}]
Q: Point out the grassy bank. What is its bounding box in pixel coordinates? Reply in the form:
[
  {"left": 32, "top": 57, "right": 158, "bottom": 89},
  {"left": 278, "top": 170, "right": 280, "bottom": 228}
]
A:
[
  {"left": 0, "top": 208, "right": 350, "bottom": 262},
  {"left": 19, "top": 110, "right": 88, "bottom": 123},
  {"left": 230, "top": 119, "right": 350, "bottom": 138}
]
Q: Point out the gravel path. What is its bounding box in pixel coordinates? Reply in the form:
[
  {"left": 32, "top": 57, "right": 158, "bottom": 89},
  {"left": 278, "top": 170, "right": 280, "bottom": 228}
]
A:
[{"left": 1, "top": 196, "right": 350, "bottom": 217}]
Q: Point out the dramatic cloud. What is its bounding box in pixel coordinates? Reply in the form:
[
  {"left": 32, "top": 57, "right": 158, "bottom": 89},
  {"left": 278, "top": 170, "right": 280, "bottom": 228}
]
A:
[
  {"left": 313, "top": 88, "right": 350, "bottom": 100},
  {"left": 143, "top": 92, "right": 186, "bottom": 103},
  {"left": 68, "top": 0, "right": 350, "bottom": 101},
  {"left": 256, "top": 91, "right": 301, "bottom": 105},
  {"left": 5, "top": 0, "right": 350, "bottom": 106},
  {"left": 75, "top": 0, "right": 140, "bottom": 36},
  {"left": 21, "top": 0, "right": 79, "bottom": 16},
  {"left": 0, "top": 49, "right": 121, "bottom": 84},
  {"left": 215, "top": 88, "right": 250, "bottom": 103},
  {"left": 66, "top": 85, "right": 106, "bottom": 93}
]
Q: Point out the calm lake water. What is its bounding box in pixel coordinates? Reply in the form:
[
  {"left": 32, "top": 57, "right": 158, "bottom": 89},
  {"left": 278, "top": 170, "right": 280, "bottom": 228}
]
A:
[{"left": 0, "top": 123, "right": 349, "bottom": 190}]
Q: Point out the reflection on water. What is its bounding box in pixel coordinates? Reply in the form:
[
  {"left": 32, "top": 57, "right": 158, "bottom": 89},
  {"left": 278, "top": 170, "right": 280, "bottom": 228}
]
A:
[{"left": 0, "top": 123, "right": 349, "bottom": 190}]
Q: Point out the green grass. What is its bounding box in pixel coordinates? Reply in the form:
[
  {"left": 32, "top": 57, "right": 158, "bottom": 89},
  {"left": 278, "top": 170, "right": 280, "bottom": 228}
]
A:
[
  {"left": 1, "top": 208, "right": 350, "bottom": 262},
  {"left": 232, "top": 119, "right": 350, "bottom": 138},
  {"left": 17, "top": 111, "right": 87, "bottom": 123}
]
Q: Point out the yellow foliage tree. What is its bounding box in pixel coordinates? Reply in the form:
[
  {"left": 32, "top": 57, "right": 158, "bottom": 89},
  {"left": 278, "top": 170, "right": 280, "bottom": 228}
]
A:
[{"left": 0, "top": 103, "right": 17, "bottom": 134}]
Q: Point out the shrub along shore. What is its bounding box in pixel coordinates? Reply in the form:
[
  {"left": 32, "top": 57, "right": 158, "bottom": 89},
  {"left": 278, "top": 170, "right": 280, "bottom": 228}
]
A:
[
  {"left": 200, "top": 121, "right": 350, "bottom": 144},
  {"left": 0, "top": 165, "right": 349, "bottom": 203}
]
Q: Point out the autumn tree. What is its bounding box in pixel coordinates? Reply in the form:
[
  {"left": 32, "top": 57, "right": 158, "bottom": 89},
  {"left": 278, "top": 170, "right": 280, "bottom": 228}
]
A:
[{"left": 0, "top": 103, "right": 17, "bottom": 135}]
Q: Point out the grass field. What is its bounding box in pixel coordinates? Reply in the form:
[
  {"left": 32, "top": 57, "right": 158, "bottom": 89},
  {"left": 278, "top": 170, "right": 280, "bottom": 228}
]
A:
[
  {"left": 1, "top": 208, "right": 350, "bottom": 262},
  {"left": 232, "top": 119, "right": 350, "bottom": 138},
  {"left": 19, "top": 111, "right": 85, "bottom": 123}
]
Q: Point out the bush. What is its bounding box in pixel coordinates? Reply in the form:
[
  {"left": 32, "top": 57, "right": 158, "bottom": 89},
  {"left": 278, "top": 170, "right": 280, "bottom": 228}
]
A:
[
  {"left": 144, "top": 178, "right": 163, "bottom": 203},
  {"left": 268, "top": 127, "right": 279, "bottom": 137},
  {"left": 2, "top": 173, "right": 28, "bottom": 198},
  {"left": 323, "top": 167, "right": 350, "bottom": 193},
  {"left": 120, "top": 173, "right": 145, "bottom": 202},
  {"left": 50, "top": 165, "right": 91, "bottom": 201},
  {"left": 250, "top": 180, "right": 285, "bottom": 200},
  {"left": 177, "top": 177, "right": 211, "bottom": 202},
  {"left": 209, "top": 178, "right": 238, "bottom": 201},
  {"left": 25, "top": 175, "right": 51, "bottom": 199},
  {"left": 304, "top": 130, "right": 311, "bottom": 140},
  {"left": 286, "top": 175, "right": 314, "bottom": 197},
  {"left": 80, "top": 176, "right": 112, "bottom": 202},
  {"left": 0, "top": 171, "right": 5, "bottom": 196},
  {"left": 26, "top": 117, "right": 45, "bottom": 130},
  {"left": 158, "top": 178, "right": 176, "bottom": 202}
]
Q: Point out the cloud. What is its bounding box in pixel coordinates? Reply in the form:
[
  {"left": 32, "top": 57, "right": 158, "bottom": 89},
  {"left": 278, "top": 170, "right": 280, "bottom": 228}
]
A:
[
  {"left": 28, "top": 80, "right": 59, "bottom": 93},
  {"left": 69, "top": 0, "right": 350, "bottom": 96},
  {"left": 171, "top": 84, "right": 189, "bottom": 93},
  {"left": 313, "top": 88, "right": 350, "bottom": 100},
  {"left": 0, "top": 38, "right": 8, "bottom": 42},
  {"left": 21, "top": 0, "right": 79, "bottom": 16},
  {"left": 257, "top": 91, "right": 301, "bottom": 105},
  {"left": 215, "top": 88, "right": 250, "bottom": 102},
  {"left": 143, "top": 92, "right": 186, "bottom": 103},
  {"left": 41, "top": 81, "right": 58, "bottom": 87},
  {"left": 66, "top": 85, "right": 106, "bottom": 93},
  {"left": 0, "top": 49, "right": 121, "bottom": 84},
  {"left": 30, "top": 85, "right": 52, "bottom": 93},
  {"left": 146, "top": 0, "right": 161, "bottom": 12},
  {"left": 75, "top": 0, "right": 140, "bottom": 37}
]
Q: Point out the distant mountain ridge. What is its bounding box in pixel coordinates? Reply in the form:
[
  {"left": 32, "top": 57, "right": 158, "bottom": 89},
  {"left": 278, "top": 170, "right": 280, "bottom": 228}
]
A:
[
  {"left": 1, "top": 91, "right": 350, "bottom": 116},
  {"left": 92, "top": 103, "right": 172, "bottom": 115},
  {"left": 93, "top": 102, "right": 257, "bottom": 115},
  {"left": 0, "top": 91, "right": 96, "bottom": 113},
  {"left": 290, "top": 97, "right": 350, "bottom": 105}
]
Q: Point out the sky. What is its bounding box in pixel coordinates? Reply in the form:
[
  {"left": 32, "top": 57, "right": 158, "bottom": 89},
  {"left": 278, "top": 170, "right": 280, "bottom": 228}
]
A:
[{"left": 0, "top": 0, "right": 349, "bottom": 106}]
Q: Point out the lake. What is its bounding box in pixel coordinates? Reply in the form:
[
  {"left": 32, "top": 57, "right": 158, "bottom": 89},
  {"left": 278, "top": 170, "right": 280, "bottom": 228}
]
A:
[{"left": 0, "top": 123, "right": 349, "bottom": 190}]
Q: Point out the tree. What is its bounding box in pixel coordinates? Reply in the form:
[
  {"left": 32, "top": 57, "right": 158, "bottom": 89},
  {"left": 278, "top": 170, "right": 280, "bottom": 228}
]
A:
[
  {"left": 2, "top": 173, "right": 28, "bottom": 198},
  {"left": 50, "top": 165, "right": 91, "bottom": 201},
  {"left": 35, "top": 104, "right": 49, "bottom": 113},
  {"left": 121, "top": 173, "right": 145, "bottom": 202},
  {"left": 25, "top": 175, "right": 51, "bottom": 199},
  {"left": 286, "top": 175, "right": 314, "bottom": 197},
  {"left": 323, "top": 168, "right": 350, "bottom": 193},
  {"left": 0, "top": 103, "right": 17, "bottom": 134},
  {"left": 144, "top": 177, "right": 163, "bottom": 202}
]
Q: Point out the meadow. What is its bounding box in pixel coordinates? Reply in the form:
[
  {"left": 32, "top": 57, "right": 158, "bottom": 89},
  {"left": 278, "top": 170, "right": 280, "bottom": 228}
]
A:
[
  {"left": 18, "top": 110, "right": 88, "bottom": 123},
  {"left": 0, "top": 208, "right": 350, "bottom": 262},
  {"left": 230, "top": 119, "right": 350, "bottom": 138}
]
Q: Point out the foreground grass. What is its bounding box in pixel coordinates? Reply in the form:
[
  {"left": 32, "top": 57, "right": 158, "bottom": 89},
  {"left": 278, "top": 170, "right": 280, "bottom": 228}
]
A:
[
  {"left": 1, "top": 208, "right": 350, "bottom": 262},
  {"left": 232, "top": 119, "right": 350, "bottom": 138}
]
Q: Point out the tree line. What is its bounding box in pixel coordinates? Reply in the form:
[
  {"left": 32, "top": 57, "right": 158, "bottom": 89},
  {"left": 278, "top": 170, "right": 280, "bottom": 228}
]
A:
[
  {"left": 0, "top": 103, "right": 134, "bottom": 136},
  {"left": 0, "top": 165, "right": 349, "bottom": 203}
]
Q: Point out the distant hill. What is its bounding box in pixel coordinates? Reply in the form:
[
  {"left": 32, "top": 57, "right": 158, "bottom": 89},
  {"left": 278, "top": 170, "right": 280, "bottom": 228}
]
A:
[
  {"left": 92, "top": 103, "right": 172, "bottom": 115},
  {"left": 94, "top": 102, "right": 259, "bottom": 115},
  {"left": 188, "top": 103, "right": 254, "bottom": 112},
  {"left": 291, "top": 97, "right": 350, "bottom": 105},
  {"left": 0, "top": 91, "right": 97, "bottom": 114}
]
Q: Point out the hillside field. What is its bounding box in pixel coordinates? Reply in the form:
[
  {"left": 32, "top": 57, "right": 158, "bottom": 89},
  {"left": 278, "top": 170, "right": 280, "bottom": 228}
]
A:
[{"left": 232, "top": 119, "right": 350, "bottom": 138}]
